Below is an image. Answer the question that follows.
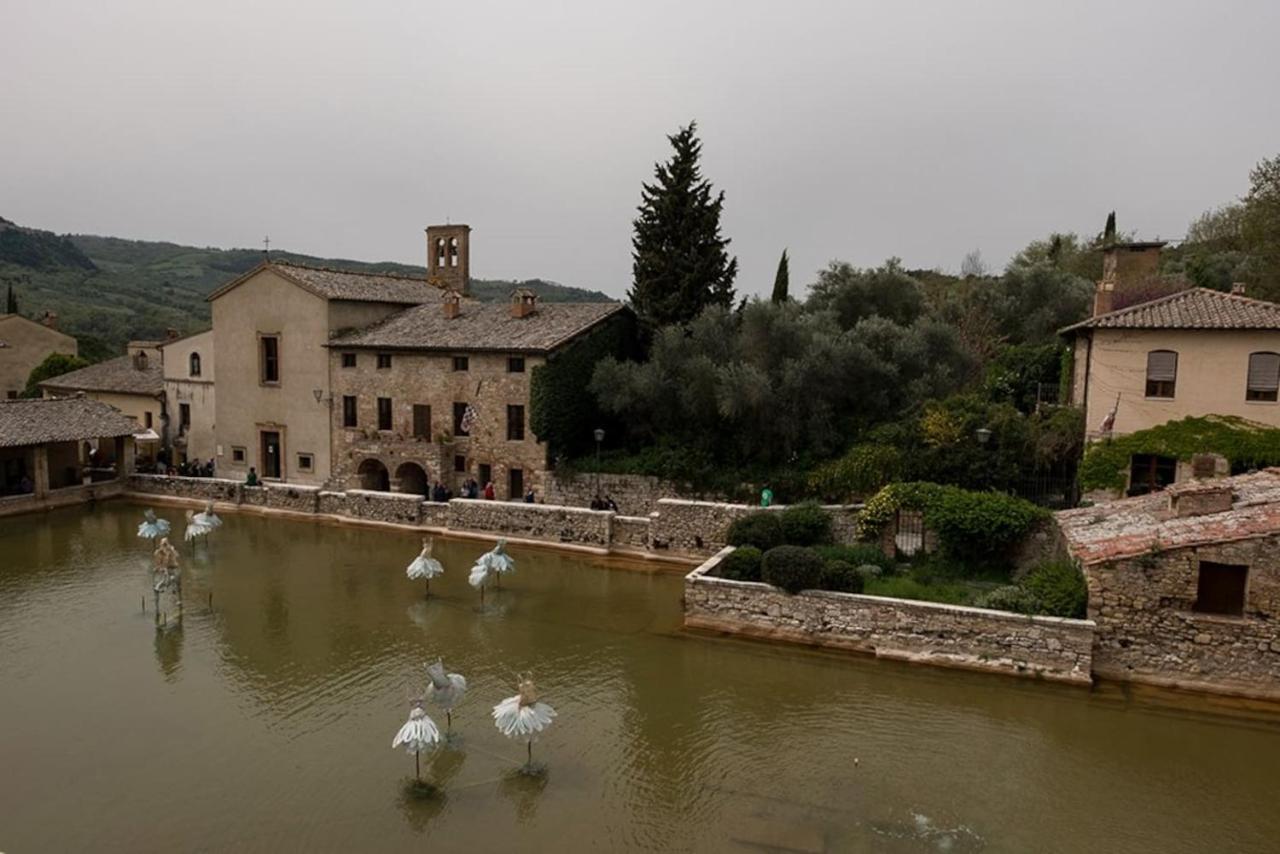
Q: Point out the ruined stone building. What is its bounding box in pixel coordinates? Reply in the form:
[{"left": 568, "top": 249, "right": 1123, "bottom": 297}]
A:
[
  {"left": 0, "top": 310, "right": 77, "bottom": 399},
  {"left": 1056, "top": 469, "right": 1280, "bottom": 701}
]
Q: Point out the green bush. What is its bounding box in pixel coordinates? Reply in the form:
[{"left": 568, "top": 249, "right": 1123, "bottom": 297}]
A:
[
  {"left": 813, "top": 544, "right": 893, "bottom": 574},
  {"left": 819, "top": 560, "right": 865, "bottom": 594},
  {"left": 761, "top": 546, "right": 826, "bottom": 594},
  {"left": 726, "top": 513, "right": 785, "bottom": 551},
  {"left": 779, "top": 503, "right": 832, "bottom": 546},
  {"left": 807, "top": 442, "right": 903, "bottom": 501},
  {"left": 975, "top": 585, "right": 1038, "bottom": 614},
  {"left": 854, "top": 563, "right": 884, "bottom": 583},
  {"left": 862, "top": 575, "right": 974, "bottom": 605},
  {"left": 717, "top": 546, "right": 762, "bottom": 582},
  {"left": 1022, "top": 560, "right": 1088, "bottom": 619}
]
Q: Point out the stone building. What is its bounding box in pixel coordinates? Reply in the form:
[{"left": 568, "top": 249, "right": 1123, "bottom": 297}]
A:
[
  {"left": 0, "top": 311, "right": 77, "bottom": 399},
  {"left": 0, "top": 396, "right": 137, "bottom": 514},
  {"left": 1056, "top": 469, "right": 1280, "bottom": 700},
  {"left": 39, "top": 340, "right": 165, "bottom": 465},
  {"left": 205, "top": 246, "right": 454, "bottom": 486},
  {"left": 327, "top": 289, "right": 627, "bottom": 499},
  {"left": 158, "top": 329, "right": 215, "bottom": 467}
]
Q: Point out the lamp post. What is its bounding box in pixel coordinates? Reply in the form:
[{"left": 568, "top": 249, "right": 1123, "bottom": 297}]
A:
[
  {"left": 593, "top": 428, "right": 605, "bottom": 499},
  {"left": 975, "top": 427, "right": 992, "bottom": 445}
]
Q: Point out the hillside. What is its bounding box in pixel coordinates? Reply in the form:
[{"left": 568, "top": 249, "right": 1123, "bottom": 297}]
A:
[{"left": 0, "top": 219, "right": 614, "bottom": 361}]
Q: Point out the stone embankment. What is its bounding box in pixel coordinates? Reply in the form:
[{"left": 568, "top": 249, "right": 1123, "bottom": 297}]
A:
[{"left": 685, "top": 547, "right": 1096, "bottom": 685}]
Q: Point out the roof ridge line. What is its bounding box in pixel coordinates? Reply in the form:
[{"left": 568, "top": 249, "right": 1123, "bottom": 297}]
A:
[{"left": 271, "top": 260, "right": 430, "bottom": 283}]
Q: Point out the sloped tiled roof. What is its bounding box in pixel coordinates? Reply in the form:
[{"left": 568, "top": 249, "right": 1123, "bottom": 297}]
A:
[
  {"left": 39, "top": 354, "right": 163, "bottom": 397},
  {"left": 1061, "top": 288, "right": 1280, "bottom": 333},
  {"left": 0, "top": 397, "right": 140, "bottom": 447},
  {"left": 328, "top": 300, "right": 627, "bottom": 353},
  {"left": 1056, "top": 469, "right": 1280, "bottom": 565},
  {"left": 206, "top": 261, "right": 444, "bottom": 304}
]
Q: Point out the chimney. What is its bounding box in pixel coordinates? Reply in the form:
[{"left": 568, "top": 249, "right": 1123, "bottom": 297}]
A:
[
  {"left": 166, "top": 328, "right": 179, "bottom": 340},
  {"left": 1167, "top": 481, "right": 1234, "bottom": 518},
  {"left": 1094, "top": 239, "right": 1167, "bottom": 315},
  {"left": 511, "top": 288, "right": 538, "bottom": 319},
  {"left": 425, "top": 224, "right": 471, "bottom": 296},
  {"left": 133, "top": 351, "right": 149, "bottom": 370},
  {"left": 442, "top": 289, "right": 462, "bottom": 319},
  {"left": 1231, "top": 282, "right": 1247, "bottom": 296},
  {"left": 41, "top": 310, "right": 58, "bottom": 329}
]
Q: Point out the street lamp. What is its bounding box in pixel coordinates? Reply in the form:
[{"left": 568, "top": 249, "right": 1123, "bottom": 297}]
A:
[
  {"left": 593, "top": 428, "right": 605, "bottom": 499},
  {"left": 975, "top": 427, "right": 992, "bottom": 445}
]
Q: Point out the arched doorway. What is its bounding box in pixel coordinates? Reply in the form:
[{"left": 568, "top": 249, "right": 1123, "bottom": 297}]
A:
[
  {"left": 395, "top": 462, "right": 429, "bottom": 496},
  {"left": 356, "top": 458, "right": 390, "bottom": 491}
]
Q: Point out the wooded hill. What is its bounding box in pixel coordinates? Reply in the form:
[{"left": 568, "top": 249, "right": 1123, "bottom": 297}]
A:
[{"left": 0, "top": 217, "right": 612, "bottom": 361}]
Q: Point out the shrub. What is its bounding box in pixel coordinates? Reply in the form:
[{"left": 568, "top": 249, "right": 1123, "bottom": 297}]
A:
[
  {"left": 761, "top": 546, "right": 826, "bottom": 594},
  {"left": 807, "top": 442, "right": 903, "bottom": 501},
  {"left": 717, "top": 546, "right": 762, "bottom": 582},
  {"left": 975, "top": 585, "right": 1038, "bottom": 614},
  {"left": 1022, "top": 560, "right": 1088, "bottom": 619},
  {"left": 854, "top": 563, "right": 884, "bottom": 583},
  {"left": 779, "top": 503, "right": 832, "bottom": 546},
  {"left": 726, "top": 513, "right": 784, "bottom": 551},
  {"left": 819, "top": 559, "right": 864, "bottom": 594},
  {"left": 813, "top": 544, "right": 893, "bottom": 574}
]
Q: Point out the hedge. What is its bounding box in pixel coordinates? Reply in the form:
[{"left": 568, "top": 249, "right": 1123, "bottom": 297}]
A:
[
  {"left": 726, "top": 513, "right": 785, "bottom": 551},
  {"left": 761, "top": 546, "right": 826, "bottom": 594},
  {"left": 717, "top": 546, "right": 763, "bottom": 582},
  {"left": 779, "top": 503, "right": 832, "bottom": 546}
]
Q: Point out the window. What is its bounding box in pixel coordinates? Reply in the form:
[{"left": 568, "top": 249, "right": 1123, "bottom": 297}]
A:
[
  {"left": 1128, "top": 453, "right": 1177, "bottom": 496},
  {"left": 377, "top": 353, "right": 392, "bottom": 369},
  {"left": 454, "top": 454, "right": 466, "bottom": 473},
  {"left": 452, "top": 355, "right": 469, "bottom": 372},
  {"left": 145, "top": 411, "right": 153, "bottom": 429},
  {"left": 508, "top": 356, "right": 525, "bottom": 373},
  {"left": 377, "top": 397, "right": 393, "bottom": 431},
  {"left": 1194, "top": 561, "right": 1248, "bottom": 616},
  {"left": 509, "top": 467, "right": 524, "bottom": 499},
  {"left": 450, "top": 236, "right": 459, "bottom": 267},
  {"left": 179, "top": 403, "right": 190, "bottom": 431},
  {"left": 1144, "top": 350, "right": 1177, "bottom": 398},
  {"left": 232, "top": 446, "right": 246, "bottom": 463},
  {"left": 412, "top": 404, "right": 431, "bottom": 439},
  {"left": 453, "top": 402, "right": 469, "bottom": 436},
  {"left": 6, "top": 391, "right": 16, "bottom": 400},
  {"left": 342, "top": 395, "right": 358, "bottom": 428},
  {"left": 1246, "top": 352, "right": 1280, "bottom": 402},
  {"left": 260, "top": 335, "right": 280, "bottom": 384},
  {"left": 436, "top": 237, "right": 447, "bottom": 267},
  {"left": 297, "top": 453, "right": 314, "bottom": 472},
  {"left": 507, "top": 404, "right": 525, "bottom": 441},
  {"left": 341, "top": 352, "right": 357, "bottom": 368},
  {"left": 189, "top": 352, "right": 202, "bottom": 377}
]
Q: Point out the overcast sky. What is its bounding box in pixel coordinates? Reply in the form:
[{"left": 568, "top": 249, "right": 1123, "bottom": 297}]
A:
[{"left": 5, "top": 0, "right": 1279, "bottom": 298}]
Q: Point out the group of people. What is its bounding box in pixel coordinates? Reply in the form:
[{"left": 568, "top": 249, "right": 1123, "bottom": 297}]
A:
[
  {"left": 150, "top": 454, "right": 215, "bottom": 478},
  {"left": 429, "top": 479, "right": 539, "bottom": 503},
  {"left": 589, "top": 494, "right": 620, "bottom": 512}
]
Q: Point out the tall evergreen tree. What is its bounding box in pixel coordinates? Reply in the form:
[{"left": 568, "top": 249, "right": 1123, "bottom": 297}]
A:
[
  {"left": 1104, "top": 210, "right": 1117, "bottom": 244},
  {"left": 629, "top": 122, "right": 737, "bottom": 330},
  {"left": 5, "top": 284, "right": 17, "bottom": 314},
  {"left": 770, "top": 249, "right": 790, "bottom": 303}
]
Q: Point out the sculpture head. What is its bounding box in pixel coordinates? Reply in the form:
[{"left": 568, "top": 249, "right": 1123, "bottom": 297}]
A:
[{"left": 516, "top": 674, "right": 539, "bottom": 706}]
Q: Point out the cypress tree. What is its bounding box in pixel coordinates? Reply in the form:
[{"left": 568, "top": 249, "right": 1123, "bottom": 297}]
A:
[
  {"left": 629, "top": 122, "right": 737, "bottom": 330},
  {"left": 770, "top": 249, "right": 790, "bottom": 303},
  {"left": 1104, "top": 210, "right": 1117, "bottom": 244},
  {"left": 5, "top": 284, "right": 17, "bottom": 314}
]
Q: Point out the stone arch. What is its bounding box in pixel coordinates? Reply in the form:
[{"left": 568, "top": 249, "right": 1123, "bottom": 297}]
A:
[
  {"left": 395, "top": 461, "right": 429, "bottom": 496},
  {"left": 356, "top": 458, "right": 390, "bottom": 492}
]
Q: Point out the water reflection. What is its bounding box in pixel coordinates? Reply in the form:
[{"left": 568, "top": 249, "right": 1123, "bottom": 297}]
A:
[
  {"left": 499, "top": 766, "right": 548, "bottom": 823},
  {"left": 153, "top": 616, "right": 184, "bottom": 680}
]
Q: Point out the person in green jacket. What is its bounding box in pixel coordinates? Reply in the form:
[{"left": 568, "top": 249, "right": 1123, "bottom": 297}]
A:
[
  {"left": 760, "top": 486, "right": 773, "bottom": 507},
  {"left": 245, "top": 467, "right": 259, "bottom": 486}
]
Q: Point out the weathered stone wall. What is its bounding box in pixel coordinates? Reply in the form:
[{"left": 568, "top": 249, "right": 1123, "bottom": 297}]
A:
[
  {"left": 317, "top": 491, "right": 348, "bottom": 516},
  {"left": 130, "top": 473, "right": 240, "bottom": 503},
  {"left": 264, "top": 483, "right": 321, "bottom": 513},
  {"left": 448, "top": 499, "right": 611, "bottom": 546},
  {"left": 345, "top": 489, "right": 422, "bottom": 524},
  {"left": 420, "top": 501, "right": 449, "bottom": 529},
  {"left": 543, "top": 472, "right": 702, "bottom": 516},
  {"left": 0, "top": 480, "right": 126, "bottom": 518},
  {"left": 1084, "top": 534, "right": 1280, "bottom": 700},
  {"left": 686, "top": 548, "right": 1095, "bottom": 685},
  {"left": 650, "top": 499, "right": 863, "bottom": 554},
  {"left": 611, "top": 515, "right": 651, "bottom": 549}
]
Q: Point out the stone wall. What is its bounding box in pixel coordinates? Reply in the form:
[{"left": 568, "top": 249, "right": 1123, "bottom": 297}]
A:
[
  {"left": 611, "top": 515, "right": 651, "bottom": 549},
  {"left": 1083, "top": 534, "right": 1280, "bottom": 700},
  {"left": 130, "top": 473, "right": 240, "bottom": 503},
  {"left": 0, "top": 480, "right": 126, "bottom": 518},
  {"left": 649, "top": 499, "right": 863, "bottom": 554},
  {"left": 686, "top": 548, "right": 1095, "bottom": 685},
  {"left": 345, "top": 489, "right": 423, "bottom": 525},
  {"left": 542, "top": 472, "right": 699, "bottom": 516},
  {"left": 420, "top": 501, "right": 449, "bottom": 529},
  {"left": 448, "top": 498, "right": 612, "bottom": 547}
]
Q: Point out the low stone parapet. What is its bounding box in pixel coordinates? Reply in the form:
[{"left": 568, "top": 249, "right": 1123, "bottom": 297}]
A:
[
  {"left": 264, "top": 483, "right": 321, "bottom": 513},
  {"left": 651, "top": 499, "right": 863, "bottom": 554},
  {"left": 448, "top": 498, "right": 611, "bottom": 546},
  {"left": 346, "top": 489, "right": 422, "bottom": 525},
  {"left": 317, "top": 491, "right": 348, "bottom": 516},
  {"left": 0, "top": 480, "right": 126, "bottom": 518},
  {"left": 420, "top": 501, "right": 449, "bottom": 529},
  {"left": 684, "top": 548, "right": 1095, "bottom": 685},
  {"left": 129, "top": 473, "right": 239, "bottom": 503},
  {"left": 611, "top": 514, "right": 651, "bottom": 549}
]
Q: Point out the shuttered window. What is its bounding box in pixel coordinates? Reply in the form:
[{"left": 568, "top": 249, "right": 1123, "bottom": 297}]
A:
[
  {"left": 1145, "top": 350, "right": 1177, "bottom": 398},
  {"left": 1246, "top": 352, "right": 1280, "bottom": 402}
]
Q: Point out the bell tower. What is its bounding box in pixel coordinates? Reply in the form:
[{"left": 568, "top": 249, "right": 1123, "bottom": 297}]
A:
[{"left": 426, "top": 224, "right": 471, "bottom": 295}]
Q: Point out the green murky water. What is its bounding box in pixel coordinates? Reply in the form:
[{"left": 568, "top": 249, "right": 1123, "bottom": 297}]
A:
[{"left": 2, "top": 502, "right": 1279, "bottom": 853}]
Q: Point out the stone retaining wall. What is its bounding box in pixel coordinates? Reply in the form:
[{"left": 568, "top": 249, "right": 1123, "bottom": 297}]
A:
[
  {"left": 130, "top": 473, "right": 240, "bottom": 503},
  {"left": 611, "top": 515, "right": 651, "bottom": 549},
  {"left": 685, "top": 548, "right": 1095, "bottom": 685},
  {"left": 0, "top": 480, "right": 126, "bottom": 518},
  {"left": 420, "top": 501, "right": 449, "bottom": 529},
  {"left": 543, "top": 472, "right": 704, "bottom": 516},
  {"left": 650, "top": 499, "right": 862, "bottom": 553},
  {"left": 448, "top": 499, "right": 612, "bottom": 547},
  {"left": 345, "top": 489, "right": 422, "bottom": 525}
]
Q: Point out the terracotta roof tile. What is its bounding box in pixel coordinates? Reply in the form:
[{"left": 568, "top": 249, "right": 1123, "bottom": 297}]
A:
[
  {"left": 328, "top": 300, "right": 627, "bottom": 353},
  {"left": 1056, "top": 469, "right": 1280, "bottom": 565},
  {"left": 1061, "top": 288, "right": 1280, "bottom": 333},
  {"left": 39, "top": 354, "right": 164, "bottom": 397},
  {"left": 0, "top": 397, "right": 140, "bottom": 447}
]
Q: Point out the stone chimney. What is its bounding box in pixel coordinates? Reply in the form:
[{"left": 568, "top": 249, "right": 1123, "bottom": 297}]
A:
[
  {"left": 165, "top": 328, "right": 179, "bottom": 340},
  {"left": 132, "top": 350, "right": 149, "bottom": 370},
  {"left": 41, "top": 310, "right": 58, "bottom": 329},
  {"left": 442, "top": 289, "right": 462, "bottom": 320},
  {"left": 1167, "top": 481, "right": 1233, "bottom": 518},
  {"left": 511, "top": 288, "right": 538, "bottom": 319},
  {"left": 426, "top": 224, "right": 471, "bottom": 296},
  {"left": 1231, "top": 282, "right": 1247, "bottom": 296},
  {"left": 1094, "top": 240, "right": 1167, "bottom": 316}
]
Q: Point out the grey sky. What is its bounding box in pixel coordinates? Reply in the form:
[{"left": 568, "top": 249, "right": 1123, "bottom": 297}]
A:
[{"left": 5, "top": 0, "right": 1279, "bottom": 299}]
